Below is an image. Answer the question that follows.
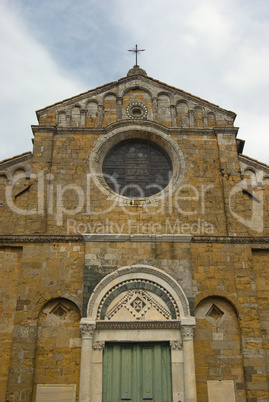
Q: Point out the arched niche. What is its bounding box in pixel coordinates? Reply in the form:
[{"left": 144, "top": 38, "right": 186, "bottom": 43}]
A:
[
  {"left": 57, "top": 110, "right": 67, "bottom": 126},
  {"left": 243, "top": 168, "right": 257, "bottom": 187},
  {"left": 79, "top": 265, "right": 197, "bottom": 402},
  {"left": 157, "top": 93, "right": 171, "bottom": 125},
  {"left": 194, "top": 106, "right": 204, "bottom": 127},
  {"left": 176, "top": 100, "right": 189, "bottom": 127},
  {"left": 0, "top": 172, "right": 8, "bottom": 186},
  {"left": 122, "top": 88, "right": 153, "bottom": 120},
  {"left": 34, "top": 298, "right": 81, "bottom": 400},
  {"left": 101, "top": 93, "right": 116, "bottom": 127},
  {"left": 194, "top": 296, "right": 246, "bottom": 402},
  {"left": 71, "top": 105, "right": 81, "bottom": 126},
  {"left": 207, "top": 111, "right": 216, "bottom": 127},
  {"left": 84, "top": 100, "right": 98, "bottom": 128}
]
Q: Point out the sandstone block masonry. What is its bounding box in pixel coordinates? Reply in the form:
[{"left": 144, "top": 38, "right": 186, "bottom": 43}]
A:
[{"left": 0, "top": 68, "right": 268, "bottom": 401}]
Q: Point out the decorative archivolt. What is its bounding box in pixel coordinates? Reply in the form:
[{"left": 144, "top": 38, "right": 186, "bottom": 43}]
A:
[{"left": 87, "top": 265, "right": 190, "bottom": 320}]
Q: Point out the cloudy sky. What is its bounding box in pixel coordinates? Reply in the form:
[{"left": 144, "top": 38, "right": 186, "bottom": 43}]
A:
[{"left": 0, "top": 0, "right": 268, "bottom": 163}]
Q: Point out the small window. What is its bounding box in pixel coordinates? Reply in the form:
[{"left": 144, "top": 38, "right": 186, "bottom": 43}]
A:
[
  {"left": 126, "top": 102, "right": 148, "bottom": 119},
  {"left": 132, "top": 107, "right": 143, "bottom": 116}
]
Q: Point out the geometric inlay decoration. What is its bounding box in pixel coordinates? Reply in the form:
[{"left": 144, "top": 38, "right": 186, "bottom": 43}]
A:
[
  {"left": 97, "top": 278, "right": 180, "bottom": 320},
  {"left": 131, "top": 296, "right": 146, "bottom": 312},
  {"left": 50, "top": 302, "right": 70, "bottom": 319},
  {"left": 105, "top": 289, "right": 171, "bottom": 320},
  {"left": 205, "top": 303, "right": 225, "bottom": 326}
]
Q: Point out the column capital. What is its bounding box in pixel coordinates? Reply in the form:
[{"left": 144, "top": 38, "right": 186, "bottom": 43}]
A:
[
  {"left": 80, "top": 319, "right": 96, "bottom": 339},
  {"left": 181, "top": 317, "right": 196, "bottom": 341},
  {"left": 181, "top": 324, "right": 195, "bottom": 341}
]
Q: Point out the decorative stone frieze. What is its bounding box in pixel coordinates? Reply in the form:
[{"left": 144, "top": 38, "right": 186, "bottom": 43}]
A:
[{"left": 96, "top": 320, "right": 181, "bottom": 330}]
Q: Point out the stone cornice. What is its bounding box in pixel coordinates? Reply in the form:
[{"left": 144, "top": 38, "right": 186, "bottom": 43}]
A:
[
  {"left": 0, "top": 234, "right": 268, "bottom": 244},
  {"left": 192, "top": 236, "right": 269, "bottom": 244},
  {"left": 214, "top": 127, "right": 239, "bottom": 135},
  {"left": 239, "top": 154, "right": 269, "bottom": 174},
  {"left": 83, "top": 234, "right": 192, "bottom": 243},
  {"left": 31, "top": 121, "right": 238, "bottom": 137},
  {"left": 0, "top": 235, "right": 83, "bottom": 243},
  {"left": 0, "top": 153, "right": 32, "bottom": 169},
  {"left": 31, "top": 125, "right": 57, "bottom": 135}
]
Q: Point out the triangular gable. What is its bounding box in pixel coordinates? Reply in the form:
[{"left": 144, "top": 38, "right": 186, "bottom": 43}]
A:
[{"left": 35, "top": 72, "right": 236, "bottom": 130}]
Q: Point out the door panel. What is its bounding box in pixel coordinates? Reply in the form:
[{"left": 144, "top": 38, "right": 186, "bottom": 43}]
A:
[
  {"left": 142, "top": 347, "right": 153, "bottom": 399},
  {"left": 121, "top": 346, "right": 132, "bottom": 399},
  {"left": 102, "top": 342, "right": 172, "bottom": 402}
]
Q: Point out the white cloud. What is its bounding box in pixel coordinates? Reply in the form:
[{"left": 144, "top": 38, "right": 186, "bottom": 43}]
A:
[
  {"left": 113, "top": 0, "right": 269, "bottom": 163},
  {"left": 0, "top": 1, "right": 85, "bottom": 161},
  {"left": 0, "top": 0, "right": 268, "bottom": 165}
]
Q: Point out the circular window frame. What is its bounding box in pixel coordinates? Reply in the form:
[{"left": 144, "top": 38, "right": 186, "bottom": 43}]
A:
[
  {"left": 126, "top": 102, "right": 148, "bottom": 120},
  {"left": 89, "top": 126, "right": 185, "bottom": 203}
]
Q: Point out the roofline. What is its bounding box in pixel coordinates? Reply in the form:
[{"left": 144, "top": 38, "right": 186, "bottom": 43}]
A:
[
  {"left": 36, "top": 72, "right": 237, "bottom": 119},
  {"left": 239, "top": 154, "right": 269, "bottom": 172},
  {"left": 0, "top": 151, "right": 32, "bottom": 167}
]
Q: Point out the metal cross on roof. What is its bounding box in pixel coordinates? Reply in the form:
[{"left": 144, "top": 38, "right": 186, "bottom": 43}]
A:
[{"left": 128, "top": 44, "right": 145, "bottom": 66}]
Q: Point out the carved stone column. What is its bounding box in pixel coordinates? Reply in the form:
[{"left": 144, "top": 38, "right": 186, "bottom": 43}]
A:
[
  {"left": 181, "top": 318, "right": 197, "bottom": 402},
  {"left": 152, "top": 97, "right": 158, "bottom": 120},
  {"left": 189, "top": 110, "right": 195, "bottom": 127},
  {"left": 79, "top": 319, "right": 96, "bottom": 402},
  {"left": 80, "top": 109, "right": 86, "bottom": 126},
  {"left": 98, "top": 104, "right": 104, "bottom": 127},
  {"left": 171, "top": 104, "right": 176, "bottom": 126},
  {"left": 117, "top": 97, "right": 123, "bottom": 119}
]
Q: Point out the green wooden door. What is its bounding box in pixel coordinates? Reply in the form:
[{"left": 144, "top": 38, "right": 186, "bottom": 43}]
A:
[{"left": 102, "top": 342, "right": 172, "bottom": 402}]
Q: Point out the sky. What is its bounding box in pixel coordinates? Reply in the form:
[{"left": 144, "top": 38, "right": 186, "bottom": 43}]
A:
[{"left": 0, "top": 0, "right": 268, "bottom": 163}]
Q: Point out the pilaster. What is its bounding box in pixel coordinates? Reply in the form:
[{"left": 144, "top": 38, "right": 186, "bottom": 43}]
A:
[
  {"left": 181, "top": 318, "right": 197, "bottom": 402},
  {"left": 79, "top": 320, "right": 96, "bottom": 402}
]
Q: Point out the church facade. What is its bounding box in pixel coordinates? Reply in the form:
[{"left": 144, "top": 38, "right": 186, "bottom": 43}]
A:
[{"left": 0, "top": 66, "right": 268, "bottom": 401}]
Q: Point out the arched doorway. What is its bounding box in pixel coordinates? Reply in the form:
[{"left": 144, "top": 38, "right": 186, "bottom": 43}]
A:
[{"left": 79, "top": 265, "right": 197, "bottom": 402}]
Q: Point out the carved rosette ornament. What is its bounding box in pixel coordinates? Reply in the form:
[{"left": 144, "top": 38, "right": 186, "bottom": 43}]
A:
[
  {"left": 181, "top": 325, "right": 195, "bottom": 341},
  {"left": 80, "top": 322, "right": 96, "bottom": 339}
]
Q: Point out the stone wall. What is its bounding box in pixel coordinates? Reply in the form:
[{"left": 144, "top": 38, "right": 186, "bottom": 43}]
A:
[{"left": 0, "top": 75, "right": 268, "bottom": 401}]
